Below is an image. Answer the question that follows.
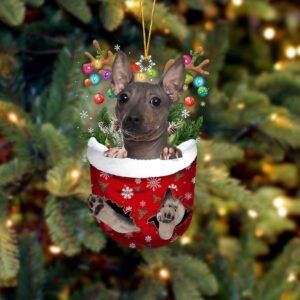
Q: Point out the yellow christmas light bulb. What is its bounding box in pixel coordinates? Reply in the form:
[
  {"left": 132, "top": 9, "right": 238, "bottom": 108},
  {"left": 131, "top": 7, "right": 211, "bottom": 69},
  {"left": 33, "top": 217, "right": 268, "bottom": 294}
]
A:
[
  {"left": 7, "top": 112, "right": 19, "bottom": 124},
  {"left": 270, "top": 113, "right": 278, "bottom": 121},
  {"left": 125, "top": 0, "right": 139, "bottom": 9},
  {"left": 70, "top": 168, "right": 81, "bottom": 180},
  {"left": 248, "top": 210, "right": 258, "bottom": 219},
  {"left": 218, "top": 207, "right": 227, "bottom": 216},
  {"left": 277, "top": 207, "right": 288, "bottom": 218},
  {"left": 274, "top": 61, "right": 284, "bottom": 71},
  {"left": 255, "top": 228, "right": 264, "bottom": 237},
  {"left": 232, "top": 0, "right": 243, "bottom": 6},
  {"left": 204, "top": 154, "right": 212, "bottom": 162},
  {"left": 285, "top": 46, "right": 296, "bottom": 59},
  {"left": 49, "top": 245, "right": 62, "bottom": 254},
  {"left": 6, "top": 219, "right": 13, "bottom": 228},
  {"left": 273, "top": 196, "right": 285, "bottom": 208},
  {"left": 263, "top": 27, "right": 276, "bottom": 40},
  {"left": 287, "top": 273, "right": 296, "bottom": 282},
  {"left": 180, "top": 235, "right": 192, "bottom": 245},
  {"left": 159, "top": 268, "right": 170, "bottom": 280},
  {"left": 237, "top": 102, "right": 245, "bottom": 110}
]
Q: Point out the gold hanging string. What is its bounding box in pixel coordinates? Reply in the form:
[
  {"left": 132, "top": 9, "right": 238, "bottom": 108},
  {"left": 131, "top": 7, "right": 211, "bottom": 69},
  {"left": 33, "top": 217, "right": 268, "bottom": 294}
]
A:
[{"left": 140, "top": 0, "right": 157, "bottom": 61}]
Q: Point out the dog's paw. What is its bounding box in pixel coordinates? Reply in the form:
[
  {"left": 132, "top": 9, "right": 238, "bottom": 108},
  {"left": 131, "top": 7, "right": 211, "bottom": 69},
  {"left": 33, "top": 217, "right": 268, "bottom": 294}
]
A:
[
  {"left": 160, "top": 146, "right": 182, "bottom": 160},
  {"left": 87, "top": 194, "right": 104, "bottom": 216},
  {"left": 104, "top": 147, "right": 127, "bottom": 158},
  {"left": 157, "top": 207, "right": 176, "bottom": 224}
]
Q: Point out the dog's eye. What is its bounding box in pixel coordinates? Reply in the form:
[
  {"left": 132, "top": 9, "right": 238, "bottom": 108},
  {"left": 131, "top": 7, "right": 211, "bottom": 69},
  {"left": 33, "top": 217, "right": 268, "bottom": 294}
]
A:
[
  {"left": 119, "top": 93, "right": 129, "bottom": 104},
  {"left": 150, "top": 97, "right": 161, "bottom": 107}
]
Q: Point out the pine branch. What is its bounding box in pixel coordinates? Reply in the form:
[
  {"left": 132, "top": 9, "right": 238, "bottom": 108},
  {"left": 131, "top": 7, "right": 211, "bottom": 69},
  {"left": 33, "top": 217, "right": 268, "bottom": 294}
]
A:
[
  {"left": 172, "top": 273, "right": 204, "bottom": 300},
  {"left": 0, "top": 225, "right": 19, "bottom": 281},
  {"left": 133, "top": 279, "right": 165, "bottom": 300},
  {"left": 171, "top": 117, "right": 203, "bottom": 146},
  {"left": 235, "top": 0, "right": 277, "bottom": 20},
  {"left": 0, "top": 159, "right": 29, "bottom": 187},
  {"left": 205, "top": 21, "right": 230, "bottom": 93},
  {"left": 25, "top": 0, "right": 45, "bottom": 7},
  {"left": 167, "top": 255, "right": 218, "bottom": 297},
  {"left": 44, "top": 44, "right": 84, "bottom": 127},
  {"left": 255, "top": 239, "right": 300, "bottom": 300},
  {"left": 16, "top": 234, "right": 45, "bottom": 300},
  {"left": 45, "top": 197, "right": 81, "bottom": 256},
  {"left": 45, "top": 158, "right": 89, "bottom": 197},
  {"left": 55, "top": 0, "right": 92, "bottom": 24},
  {"left": 70, "top": 283, "right": 118, "bottom": 300},
  {"left": 0, "top": 0, "right": 25, "bottom": 26},
  {"left": 41, "top": 123, "right": 70, "bottom": 167},
  {"left": 99, "top": 0, "right": 125, "bottom": 31}
]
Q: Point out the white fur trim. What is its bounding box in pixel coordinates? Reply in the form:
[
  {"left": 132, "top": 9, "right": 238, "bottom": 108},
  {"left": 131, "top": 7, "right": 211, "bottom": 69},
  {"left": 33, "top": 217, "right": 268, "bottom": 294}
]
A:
[{"left": 87, "top": 137, "right": 197, "bottom": 178}]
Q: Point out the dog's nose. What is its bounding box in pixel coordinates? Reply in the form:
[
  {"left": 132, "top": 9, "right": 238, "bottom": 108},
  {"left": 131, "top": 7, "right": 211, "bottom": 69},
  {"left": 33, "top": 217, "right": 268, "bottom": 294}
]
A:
[{"left": 125, "top": 115, "right": 141, "bottom": 125}]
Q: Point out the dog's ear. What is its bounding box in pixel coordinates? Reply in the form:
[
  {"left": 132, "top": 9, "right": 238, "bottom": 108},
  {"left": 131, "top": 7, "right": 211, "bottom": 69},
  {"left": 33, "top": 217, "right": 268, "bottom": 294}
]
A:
[
  {"left": 160, "top": 57, "right": 186, "bottom": 102},
  {"left": 111, "top": 51, "right": 133, "bottom": 95}
]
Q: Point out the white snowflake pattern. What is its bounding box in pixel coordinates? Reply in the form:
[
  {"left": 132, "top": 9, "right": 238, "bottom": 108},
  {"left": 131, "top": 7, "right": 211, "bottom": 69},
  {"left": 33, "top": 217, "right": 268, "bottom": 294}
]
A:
[
  {"left": 191, "top": 177, "right": 196, "bottom": 184},
  {"left": 145, "top": 236, "right": 152, "bottom": 242},
  {"left": 146, "top": 177, "right": 161, "bottom": 191},
  {"left": 121, "top": 186, "right": 134, "bottom": 199},
  {"left": 135, "top": 178, "right": 142, "bottom": 184},
  {"left": 125, "top": 232, "right": 133, "bottom": 239},
  {"left": 99, "top": 171, "right": 110, "bottom": 180},
  {"left": 136, "top": 55, "right": 156, "bottom": 72},
  {"left": 171, "top": 234, "right": 179, "bottom": 243},
  {"left": 114, "top": 44, "right": 121, "bottom": 51},
  {"left": 140, "top": 200, "right": 146, "bottom": 207},
  {"left": 181, "top": 109, "right": 190, "bottom": 119},
  {"left": 168, "top": 184, "right": 178, "bottom": 191},
  {"left": 185, "top": 192, "right": 192, "bottom": 200},
  {"left": 88, "top": 128, "right": 94, "bottom": 134},
  {"left": 126, "top": 206, "right": 132, "bottom": 211},
  {"left": 129, "top": 243, "right": 136, "bottom": 248},
  {"left": 80, "top": 110, "right": 88, "bottom": 119}
]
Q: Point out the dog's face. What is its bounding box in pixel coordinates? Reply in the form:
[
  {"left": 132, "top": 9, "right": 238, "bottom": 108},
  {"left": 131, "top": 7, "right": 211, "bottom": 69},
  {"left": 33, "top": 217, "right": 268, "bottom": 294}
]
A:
[{"left": 111, "top": 51, "right": 186, "bottom": 141}]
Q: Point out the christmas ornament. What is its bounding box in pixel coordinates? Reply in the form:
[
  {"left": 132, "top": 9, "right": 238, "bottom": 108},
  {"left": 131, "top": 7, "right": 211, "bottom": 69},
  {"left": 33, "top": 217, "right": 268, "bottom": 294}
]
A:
[
  {"left": 107, "top": 88, "right": 116, "bottom": 98},
  {"left": 135, "top": 72, "right": 146, "bottom": 81},
  {"left": 82, "top": 63, "right": 94, "bottom": 74},
  {"left": 84, "top": 78, "right": 92, "bottom": 87},
  {"left": 193, "top": 75, "right": 205, "bottom": 88},
  {"left": 130, "top": 63, "right": 140, "bottom": 73},
  {"left": 197, "top": 86, "right": 209, "bottom": 97},
  {"left": 90, "top": 73, "right": 101, "bottom": 85},
  {"left": 93, "top": 93, "right": 105, "bottom": 104},
  {"left": 185, "top": 73, "right": 193, "bottom": 85},
  {"left": 146, "top": 68, "right": 158, "bottom": 78},
  {"left": 184, "top": 96, "right": 195, "bottom": 107},
  {"left": 82, "top": 0, "right": 211, "bottom": 247},
  {"left": 87, "top": 138, "right": 197, "bottom": 248},
  {"left": 136, "top": 55, "right": 156, "bottom": 72},
  {"left": 100, "top": 70, "right": 112, "bottom": 80},
  {"left": 183, "top": 54, "right": 192, "bottom": 65}
]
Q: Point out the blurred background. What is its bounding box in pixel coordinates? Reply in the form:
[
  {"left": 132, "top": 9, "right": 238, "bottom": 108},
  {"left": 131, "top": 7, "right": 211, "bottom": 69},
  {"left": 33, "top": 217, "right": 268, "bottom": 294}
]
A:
[{"left": 1, "top": 0, "right": 300, "bottom": 299}]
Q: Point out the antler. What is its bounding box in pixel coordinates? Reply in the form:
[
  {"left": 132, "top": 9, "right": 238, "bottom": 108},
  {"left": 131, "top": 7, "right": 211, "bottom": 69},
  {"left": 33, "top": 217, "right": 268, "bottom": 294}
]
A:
[
  {"left": 84, "top": 40, "right": 114, "bottom": 71},
  {"left": 164, "top": 48, "right": 210, "bottom": 77}
]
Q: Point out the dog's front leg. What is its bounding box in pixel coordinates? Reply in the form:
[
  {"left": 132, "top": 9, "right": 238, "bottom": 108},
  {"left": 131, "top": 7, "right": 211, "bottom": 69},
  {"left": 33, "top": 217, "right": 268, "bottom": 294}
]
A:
[
  {"left": 104, "top": 146, "right": 127, "bottom": 158},
  {"left": 160, "top": 146, "right": 182, "bottom": 160}
]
